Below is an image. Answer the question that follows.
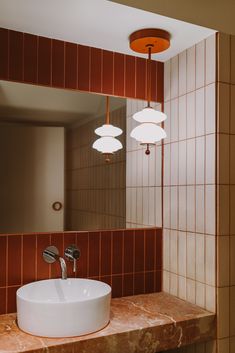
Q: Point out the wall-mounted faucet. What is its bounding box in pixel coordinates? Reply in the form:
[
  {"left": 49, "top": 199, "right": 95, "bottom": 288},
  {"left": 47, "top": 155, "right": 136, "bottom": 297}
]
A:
[{"left": 43, "top": 244, "right": 81, "bottom": 280}]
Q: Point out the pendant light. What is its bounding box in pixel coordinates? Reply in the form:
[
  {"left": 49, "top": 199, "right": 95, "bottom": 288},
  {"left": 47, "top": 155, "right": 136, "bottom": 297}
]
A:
[
  {"left": 92, "top": 96, "right": 123, "bottom": 162},
  {"left": 129, "top": 28, "right": 170, "bottom": 155}
]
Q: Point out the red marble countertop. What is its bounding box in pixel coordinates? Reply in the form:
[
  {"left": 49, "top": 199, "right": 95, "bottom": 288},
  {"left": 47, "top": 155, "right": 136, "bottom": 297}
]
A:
[{"left": 0, "top": 292, "right": 215, "bottom": 353}]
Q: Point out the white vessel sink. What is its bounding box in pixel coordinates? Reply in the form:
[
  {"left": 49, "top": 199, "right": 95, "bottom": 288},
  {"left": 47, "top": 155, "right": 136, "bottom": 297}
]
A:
[{"left": 17, "top": 278, "right": 111, "bottom": 337}]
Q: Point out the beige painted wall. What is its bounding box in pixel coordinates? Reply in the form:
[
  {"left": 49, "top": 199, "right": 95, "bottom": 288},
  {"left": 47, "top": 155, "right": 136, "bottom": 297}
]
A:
[
  {"left": 66, "top": 106, "right": 126, "bottom": 231},
  {"left": 0, "top": 125, "right": 65, "bottom": 233},
  {"left": 111, "top": 0, "right": 235, "bottom": 35}
]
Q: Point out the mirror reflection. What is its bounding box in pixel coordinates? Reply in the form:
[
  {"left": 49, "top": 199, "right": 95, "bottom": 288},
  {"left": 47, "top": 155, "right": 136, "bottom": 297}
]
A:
[{"left": 0, "top": 81, "right": 126, "bottom": 233}]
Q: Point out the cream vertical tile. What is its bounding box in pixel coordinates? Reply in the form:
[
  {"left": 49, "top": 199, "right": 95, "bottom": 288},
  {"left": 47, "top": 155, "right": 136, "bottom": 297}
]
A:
[
  {"left": 178, "top": 231, "right": 186, "bottom": 277},
  {"left": 178, "top": 276, "right": 187, "bottom": 300},
  {"left": 187, "top": 45, "right": 196, "bottom": 93},
  {"left": 179, "top": 50, "right": 187, "bottom": 96},
  {"left": 217, "top": 236, "right": 230, "bottom": 287},
  {"left": 196, "top": 282, "right": 205, "bottom": 308},
  {"left": 196, "top": 186, "right": 205, "bottom": 234},
  {"left": 217, "top": 32, "right": 231, "bottom": 83},
  {"left": 164, "top": 59, "right": 171, "bottom": 102},
  {"left": 126, "top": 152, "right": 131, "bottom": 187},
  {"left": 196, "top": 87, "right": 205, "bottom": 137},
  {"left": 126, "top": 117, "right": 131, "bottom": 152},
  {"left": 179, "top": 186, "right": 187, "bottom": 231},
  {"left": 205, "top": 185, "right": 216, "bottom": 235},
  {"left": 143, "top": 187, "right": 149, "bottom": 226},
  {"left": 148, "top": 147, "right": 155, "bottom": 186},
  {"left": 187, "top": 139, "right": 196, "bottom": 185},
  {"left": 171, "top": 55, "right": 179, "bottom": 99},
  {"left": 196, "top": 136, "right": 205, "bottom": 185},
  {"left": 164, "top": 101, "right": 171, "bottom": 143},
  {"left": 187, "top": 91, "right": 196, "bottom": 139},
  {"left": 148, "top": 187, "right": 155, "bottom": 226},
  {"left": 170, "top": 230, "right": 178, "bottom": 274},
  {"left": 217, "top": 287, "right": 230, "bottom": 339},
  {"left": 163, "top": 229, "right": 170, "bottom": 271},
  {"left": 217, "top": 185, "right": 229, "bottom": 236},
  {"left": 187, "top": 186, "right": 196, "bottom": 232},
  {"left": 164, "top": 143, "right": 171, "bottom": 186},
  {"left": 230, "top": 286, "right": 235, "bottom": 336},
  {"left": 217, "top": 339, "right": 229, "bottom": 353},
  {"left": 163, "top": 187, "right": 170, "bottom": 228},
  {"left": 155, "top": 187, "right": 162, "bottom": 227},
  {"left": 171, "top": 142, "right": 179, "bottom": 185},
  {"left": 126, "top": 187, "right": 131, "bottom": 222},
  {"left": 196, "top": 40, "right": 205, "bottom": 89},
  {"left": 170, "top": 186, "right": 178, "bottom": 229},
  {"left": 205, "top": 83, "right": 216, "bottom": 134},
  {"left": 186, "top": 278, "right": 196, "bottom": 304},
  {"left": 142, "top": 153, "right": 149, "bottom": 187},
  {"left": 155, "top": 146, "right": 162, "bottom": 187},
  {"left": 136, "top": 187, "right": 143, "bottom": 226},
  {"left": 131, "top": 150, "right": 137, "bottom": 187},
  {"left": 218, "top": 83, "right": 230, "bottom": 134},
  {"left": 195, "top": 235, "right": 205, "bottom": 284},
  {"left": 230, "top": 135, "right": 235, "bottom": 184},
  {"left": 162, "top": 271, "right": 170, "bottom": 293},
  {"left": 126, "top": 99, "right": 132, "bottom": 118},
  {"left": 205, "top": 34, "right": 216, "bottom": 85},
  {"left": 205, "top": 236, "right": 216, "bottom": 286},
  {"left": 187, "top": 233, "right": 196, "bottom": 280},
  {"left": 206, "top": 285, "right": 216, "bottom": 312},
  {"left": 170, "top": 273, "right": 178, "bottom": 296},
  {"left": 171, "top": 98, "right": 179, "bottom": 142},
  {"left": 230, "top": 236, "right": 235, "bottom": 286},
  {"left": 218, "top": 134, "right": 229, "bottom": 185},
  {"left": 230, "top": 186, "right": 235, "bottom": 235},
  {"left": 136, "top": 149, "right": 143, "bottom": 187},
  {"left": 179, "top": 140, "right": 187, "bottom": 185},
  {"left": 179, "top": 95, "right": 187, "bottom": 140},
  {"left": 205, "top": 134, "right": 216, "bottom": 184},
  {"left": 130, "top": 188, "right": 137, "bottom": 224},
  {"left": 230, "top": 85, "right": 235, "bottom": 135}
]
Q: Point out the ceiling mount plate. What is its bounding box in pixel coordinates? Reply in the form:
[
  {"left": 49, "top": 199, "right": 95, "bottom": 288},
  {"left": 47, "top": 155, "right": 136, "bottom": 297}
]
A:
[{"left": 129, "top": 28, "right": 170, "bottom": 54}]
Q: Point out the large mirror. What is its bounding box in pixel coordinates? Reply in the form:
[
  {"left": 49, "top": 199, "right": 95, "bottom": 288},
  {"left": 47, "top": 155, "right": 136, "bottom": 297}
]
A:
[{"left": 0, "top": 81, "right": 126, "bottom": 233}]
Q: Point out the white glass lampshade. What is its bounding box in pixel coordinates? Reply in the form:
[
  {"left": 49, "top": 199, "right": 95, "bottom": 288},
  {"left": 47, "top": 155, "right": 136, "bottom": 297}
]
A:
[
  {"left": 94, "top": 124, "right": 122, "bottom": 137},
  {"left": 130, "top": 123, "right": 166, "bottom": 144},
  {"left": 92, "top": 136, "right": 123, "bottom": 154},
  {"left": 133, "top": 107, "right": 167, "bottom": 124}
]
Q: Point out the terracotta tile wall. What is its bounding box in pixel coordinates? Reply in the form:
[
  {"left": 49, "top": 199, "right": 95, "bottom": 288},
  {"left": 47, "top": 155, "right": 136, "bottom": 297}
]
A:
[
  {"left": 66, "top": 106, "right": 126, "bottom": 230},
  {"left": 126, "top": 100, "right": 162, "bottom": 228},
  {"left": 216, "top": 32, "right": 235, "bottom": 353},
  {"left": 0, "top": 228, "right": 162, "bottom": 315},
  {"left": 0, "top": 27, "right": 163, "bottom": 102}
]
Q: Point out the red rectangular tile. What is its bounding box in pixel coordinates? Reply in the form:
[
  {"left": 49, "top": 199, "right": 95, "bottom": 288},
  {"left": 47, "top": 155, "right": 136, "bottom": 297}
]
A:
[
  {"left": 101, "top": 231, "right": 111, "bottom": 276},
  {"left": 156, "top": 229, "right": 163, "bottom": 271},
  {"left": 134, "top": 229, "right": 145, "bottom": 272},
  {"left": 90, "top": 47, "right": 102, "bottom": 93},
  {"left": 112, "top": 230, "right": 123, "bottom": 274},
  {"left": 136, "top": 57, "right": 147, "bottom": 100},
  {"left": 102, "top": 50, "right": 113, "bottom": 94},
  {"left": 7, "top": 286, "right": 19, "bottom": 313},
  {"left": 100, "top": 275, "right": 111, "bottom": 287},
  {"left": 52, "top": 39, "right": 64, "bottom": 88},
  {"left": 23, "top": 33, "right": 37, "bottom": 83},
  {"left": 51, "top": 233, "right": 64, "bottom": 279},
  {"left": 0, "top": 288, "right": 6, "bottom": 315},
  {"left": 145, "top": 271, "right": 155, "bottom": 294},
  {"left": 76, "top": 232, "right": 88, "bottom": 278},
  {"left": 0, "top": 236, "right": 7, "bottom": 287},
  {"left": 114, "top": 52, "right": 124, "bottom": 96},
  {"left": 9, "top": 30, "right": 23, "bottom": 81},
  {"left": 38, "top": 36, "right": 51, "bottom": 85},
  {"left": 134, "top": 272, "right": 144, "bottom": 295},
  {"left": 123, "top": 230, "right": 134, "bottom": 273},
  {"left": 8, "top": 235, "right": 22, "bottom": 286},
  {"left": 0, "top": 28, "right": 8, "bottom": 79},
  {"left": 123, "top": 273, "right": 133, "bottom": 296},
  {"left": 155, "top": 270, "right": 162, "bottom": 292},
  {"left": 64, "top": 232, "right": 77, "bottom": 278},
  {"left": 112, "top": 275, "right": 122, "bottom": 298},
  {"left": 145, "top": 229, "right": 155, "bottom": 271},
  {"left": 125, "top": 55, "right": 135, "bottom": 98},
  {"left": 78, "top": 45, "right": 90, "bottom": 91},
  {"left": 65, "top": 42, "right": 77, "bottom": 89},
  {"left": 23, "top": 234, "right": 36, "bottom": 284},
  {"left": 156, "top": 61, "right": 164, "bottom": 103},
  {"left": 36, "top": 234, "right": 50, "bottom": 280},
  {"left": 88, "top": 232, "right": 100, "bottom": 277}
]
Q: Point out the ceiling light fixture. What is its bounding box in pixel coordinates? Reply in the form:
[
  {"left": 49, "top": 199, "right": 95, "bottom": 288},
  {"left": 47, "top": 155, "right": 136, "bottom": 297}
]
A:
[
  {"left": 92, "top": 96, "right": 123, "bottom": 162},
  {"left": 129, "top": 28, "right": 170, "bottom": 155}
]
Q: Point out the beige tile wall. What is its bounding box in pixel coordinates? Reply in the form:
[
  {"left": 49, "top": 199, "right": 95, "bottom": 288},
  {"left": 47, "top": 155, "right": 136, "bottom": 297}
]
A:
[{"left": 66, "top": 106, "right": 126, "bottom": 230}]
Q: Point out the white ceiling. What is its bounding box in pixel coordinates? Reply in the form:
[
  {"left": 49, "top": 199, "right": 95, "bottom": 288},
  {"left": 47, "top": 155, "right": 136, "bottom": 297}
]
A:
[
  {"left": 0, "top": 0, "right": 216, "bottom": 62},
  {"left": 0, "top": 81, "right": 125, "bottom": 125}
]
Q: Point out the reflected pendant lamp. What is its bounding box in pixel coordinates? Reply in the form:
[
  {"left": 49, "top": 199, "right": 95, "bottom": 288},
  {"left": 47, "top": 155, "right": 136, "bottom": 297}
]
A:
[
  {"left": 129, "top": 28, "right": 170, "bottom": 155},
  {"left": 92, "top": 96, "right": 123, "bottom": 162}
]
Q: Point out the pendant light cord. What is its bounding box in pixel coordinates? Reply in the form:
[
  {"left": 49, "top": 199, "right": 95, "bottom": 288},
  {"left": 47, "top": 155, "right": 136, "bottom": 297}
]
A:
[
  {"left": 147, "top": 46, "right": 152, "bottom": 108},
  {"left": 106, "top": 96, "right": 110, "bottom": 125}
]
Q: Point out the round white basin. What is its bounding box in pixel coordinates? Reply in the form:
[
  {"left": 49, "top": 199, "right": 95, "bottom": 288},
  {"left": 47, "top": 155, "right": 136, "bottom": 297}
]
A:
[{"left": 17, "top": 278, "right": 111, "bottom": 337}]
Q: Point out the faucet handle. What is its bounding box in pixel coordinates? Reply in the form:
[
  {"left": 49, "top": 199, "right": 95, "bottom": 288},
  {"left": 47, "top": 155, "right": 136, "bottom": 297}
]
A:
[{"left": 64, "top": 245, "right": 80, "bottom": 273}]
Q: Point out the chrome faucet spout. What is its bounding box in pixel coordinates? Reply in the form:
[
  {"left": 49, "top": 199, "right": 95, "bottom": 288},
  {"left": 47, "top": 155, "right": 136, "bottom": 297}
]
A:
[{"left": 59, "top": 257, "right": 67, "bottom": 280}]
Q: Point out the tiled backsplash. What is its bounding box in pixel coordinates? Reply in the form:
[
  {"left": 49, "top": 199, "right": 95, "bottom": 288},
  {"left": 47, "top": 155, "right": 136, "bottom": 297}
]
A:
[{"left": 0, "top": 227, "right": 162, "bottom": 314}]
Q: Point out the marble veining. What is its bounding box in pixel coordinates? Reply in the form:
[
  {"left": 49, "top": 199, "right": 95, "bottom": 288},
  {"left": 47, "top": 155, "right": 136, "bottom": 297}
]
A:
[{"left": 0, "top": 292, "right": 215, "bottom": 353}]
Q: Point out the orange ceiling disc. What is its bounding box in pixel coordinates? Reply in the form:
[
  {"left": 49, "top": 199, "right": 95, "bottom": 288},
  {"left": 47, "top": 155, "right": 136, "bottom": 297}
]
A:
[{"left": 129, "top": 28, "right": 170, "bottom": 54}]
